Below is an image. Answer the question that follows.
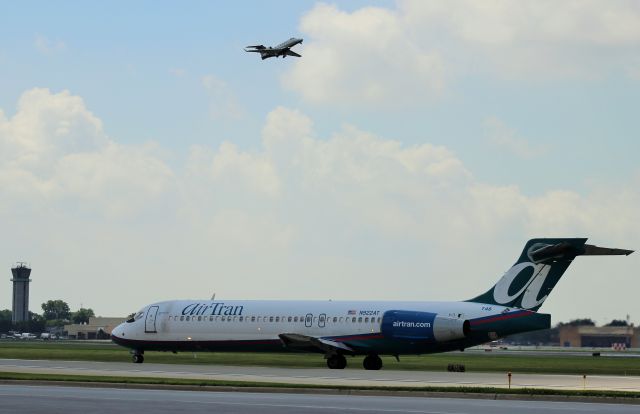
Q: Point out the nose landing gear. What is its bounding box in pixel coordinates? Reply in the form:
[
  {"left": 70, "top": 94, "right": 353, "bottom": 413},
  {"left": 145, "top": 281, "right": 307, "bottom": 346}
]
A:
[{"left": 131, "top": 350, "right": 144, "bottom": 364}]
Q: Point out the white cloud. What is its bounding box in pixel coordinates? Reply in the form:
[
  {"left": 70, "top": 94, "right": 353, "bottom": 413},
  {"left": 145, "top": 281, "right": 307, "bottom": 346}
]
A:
[
  {"left": 0, "top": 88, "right": 173, "bottom": 216},
  {"left": 285, "top": 1, "right": 640, "bottom": 105},
  {"left": 34, "top": 34, "right": 66, "bottom": 55},
  {"left": 201, "top": 74, "right": 244, "bottom": 120},
  {"left": 1, "top": 90, "right": 637, "bottom": 321},
  {"left": 484, "top": 116, "right": 546, "bottom": 158},
  {"left": 169, "top": 68, "right": 186, "bottom": 77}
]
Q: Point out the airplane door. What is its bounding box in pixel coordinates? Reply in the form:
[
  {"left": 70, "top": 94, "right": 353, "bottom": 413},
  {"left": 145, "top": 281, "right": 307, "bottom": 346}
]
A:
[
  {"left": 318, "top": 313, "right": 326, "bottom": 328},
  {"left": 304, "top": 313, "right": 313, "bottom": 328},
  {"left": 145, "top": 306, "right": 159, "bottom": 333}
]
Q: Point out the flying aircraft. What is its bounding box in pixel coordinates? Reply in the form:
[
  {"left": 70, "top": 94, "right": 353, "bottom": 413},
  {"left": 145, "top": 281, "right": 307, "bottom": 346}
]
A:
[
  {"left": 112, "top": 238, "right": 632, "bottom": 370},
  {"left": 244, "top": 37, "right": 303, "bottom": 60}
]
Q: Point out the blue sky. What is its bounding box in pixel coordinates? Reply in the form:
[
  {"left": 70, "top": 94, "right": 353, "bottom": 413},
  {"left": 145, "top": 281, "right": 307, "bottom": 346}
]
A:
[{"left": 1, "top": 1, "right": 638, "bottom": 323}]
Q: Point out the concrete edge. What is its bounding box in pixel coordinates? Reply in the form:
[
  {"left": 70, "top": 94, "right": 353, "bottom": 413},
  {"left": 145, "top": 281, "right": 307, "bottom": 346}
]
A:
[{"left": 1, "top": 379, "right": 639, "bottom": 405}]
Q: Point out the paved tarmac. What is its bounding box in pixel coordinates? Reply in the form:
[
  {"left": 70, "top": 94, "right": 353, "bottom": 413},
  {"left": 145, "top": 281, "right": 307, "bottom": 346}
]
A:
[
  {"left": 0, "top": 384, "right": 638, "bottom": 414},
  {"left": 1, "top": 358, "right": 639, "bottom": 391}
]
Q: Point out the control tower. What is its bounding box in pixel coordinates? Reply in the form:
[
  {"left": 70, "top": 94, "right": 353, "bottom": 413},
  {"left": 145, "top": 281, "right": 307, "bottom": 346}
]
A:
[{"left": 11, "top": 263, "right": 32, "bottom": 323}]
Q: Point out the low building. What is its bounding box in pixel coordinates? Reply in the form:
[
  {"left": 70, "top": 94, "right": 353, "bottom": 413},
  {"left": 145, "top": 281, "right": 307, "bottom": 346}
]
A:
[
  {"left": 64, "top": 317, "right": 125, "bottom": 340},
  {"left": 559, "top": 325, "right": 639, "bottom": 348}
]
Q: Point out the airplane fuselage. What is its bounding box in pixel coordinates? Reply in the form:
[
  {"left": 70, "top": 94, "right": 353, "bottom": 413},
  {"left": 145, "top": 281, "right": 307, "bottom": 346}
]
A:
[{"left": 112, "top": 299, "right": 548, "bottom": 355}]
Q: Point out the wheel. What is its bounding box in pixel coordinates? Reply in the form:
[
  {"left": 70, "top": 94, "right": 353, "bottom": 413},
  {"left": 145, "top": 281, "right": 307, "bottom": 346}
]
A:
[
  {"left": 326, "top": 354, "right": 347, "bottom": 369},
  {"left": 363, "top": 354, "right": 382, "bottom": 370},
  {"left": 132, "top": 354, "right": 144, "bottom": 364}
]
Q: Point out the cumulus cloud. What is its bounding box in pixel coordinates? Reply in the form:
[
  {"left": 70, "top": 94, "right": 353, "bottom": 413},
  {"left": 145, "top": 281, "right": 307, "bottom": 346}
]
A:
[
  {"left": 285, "top": 1, "right": 640, "bottom": 105},
  {"left": 0, "top": 88, "right": 173, "bottom": 216},
  {"left": 202, "top": 74, "right": 244, "bottom": 120},
  {"left": 34, "top": 34, "right": 66, "bottom": 55},
  {"left": 484, "top": 117, "right": 546, "bottom": 158},
  {"left": 1, "top": 90, "right": 637, "bottom": 320}
]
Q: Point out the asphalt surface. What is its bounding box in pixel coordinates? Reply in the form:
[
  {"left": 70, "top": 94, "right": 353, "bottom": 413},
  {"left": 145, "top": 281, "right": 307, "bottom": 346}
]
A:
[
  {"left": 1, "top": 358, "right": 639, "bottom": 391},
  {"left": 0, "top": 384, "right": 638, "bottom": 414}
]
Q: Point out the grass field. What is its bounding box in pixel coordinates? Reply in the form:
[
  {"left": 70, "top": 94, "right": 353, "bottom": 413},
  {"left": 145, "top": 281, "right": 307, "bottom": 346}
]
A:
[{"left": 1, "top": 340, "right": 639, "bottom": 376}]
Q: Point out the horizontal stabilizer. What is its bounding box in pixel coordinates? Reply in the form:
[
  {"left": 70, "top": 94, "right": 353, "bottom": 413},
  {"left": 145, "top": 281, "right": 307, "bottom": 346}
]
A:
[{"left": 582, "top": 244, "right": 634, "bottom": 256}]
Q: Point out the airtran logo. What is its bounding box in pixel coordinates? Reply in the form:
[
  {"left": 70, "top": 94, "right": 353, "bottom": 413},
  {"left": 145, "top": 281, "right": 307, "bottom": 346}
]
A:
[
  {"left": 493, "top": 262, "right": 551, "bottom": 309},
  {"left": 181, "top": 302, "right": 244, "bottom": 316},
  {"left": 393, "top": 321, "right": 431, "bottom": 328}
]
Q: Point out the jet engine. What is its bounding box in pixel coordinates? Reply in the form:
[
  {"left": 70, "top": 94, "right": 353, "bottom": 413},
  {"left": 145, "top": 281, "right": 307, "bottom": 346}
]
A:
[{"left": 381, "top": 310, "right": 470, "bottom": 342}]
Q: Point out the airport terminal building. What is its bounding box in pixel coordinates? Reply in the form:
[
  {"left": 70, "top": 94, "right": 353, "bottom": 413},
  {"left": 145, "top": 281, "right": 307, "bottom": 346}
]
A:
[
  {"left": 64, "top": 317, "right": 125, "bottom": 339},
  {"left": 559, "top": 325, "right": 639, "bottom": 348}
]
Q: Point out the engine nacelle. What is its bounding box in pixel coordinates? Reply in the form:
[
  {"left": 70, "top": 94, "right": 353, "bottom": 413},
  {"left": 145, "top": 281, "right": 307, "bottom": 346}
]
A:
[{"left": 381, "top": 310, "right": 470, "bottom": 342}]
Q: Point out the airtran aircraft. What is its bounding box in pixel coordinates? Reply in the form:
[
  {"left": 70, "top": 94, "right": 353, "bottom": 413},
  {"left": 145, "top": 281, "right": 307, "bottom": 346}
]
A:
[{"left": 112, "top": 238, "right": 632, "bottom": 370}]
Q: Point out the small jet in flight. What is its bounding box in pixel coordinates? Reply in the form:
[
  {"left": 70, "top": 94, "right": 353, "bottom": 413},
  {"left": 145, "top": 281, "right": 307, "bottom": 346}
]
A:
[{"left": 245, "top": 37, "right": 303, "bottom": 60}]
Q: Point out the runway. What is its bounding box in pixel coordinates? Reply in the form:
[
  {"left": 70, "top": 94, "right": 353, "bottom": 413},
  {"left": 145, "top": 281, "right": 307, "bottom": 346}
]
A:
[
  {"left": 0, "top": 384, "right": 638, "bottom": 414},
  {"left": 1, "top": 358, "right": 639, "bottom": 391}
]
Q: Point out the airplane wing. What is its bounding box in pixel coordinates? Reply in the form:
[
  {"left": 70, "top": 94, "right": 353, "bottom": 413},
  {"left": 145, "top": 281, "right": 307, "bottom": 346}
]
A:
[
  {"left": 284, "top": 50, "right": 301, "bottom": 58},
  {"left": 245, "top": 45, "right": 266, "bottom": 50},
  {"left": 278, "top": 333, "right": 355, "bottom": 354}
]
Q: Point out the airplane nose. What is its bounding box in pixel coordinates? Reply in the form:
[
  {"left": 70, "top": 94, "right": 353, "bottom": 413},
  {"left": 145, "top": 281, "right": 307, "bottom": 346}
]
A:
[{"left": 111, "top": 323, "right": 126, "bottom": 340}]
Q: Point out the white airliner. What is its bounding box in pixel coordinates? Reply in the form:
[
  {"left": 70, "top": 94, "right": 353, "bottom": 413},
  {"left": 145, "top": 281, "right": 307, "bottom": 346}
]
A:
[{"left": 112, "top": 238, "right": 632, "bottom": 370}]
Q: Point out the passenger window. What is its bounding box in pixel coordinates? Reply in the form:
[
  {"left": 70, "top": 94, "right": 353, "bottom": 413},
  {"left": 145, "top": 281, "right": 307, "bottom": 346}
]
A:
[
  {"left": 269, "top": 316, "right": 274, "bottom": 323},
  {"left": 293, "top": 316, "right": 298, "bottom": 322},
  {"left": 288, "top": 316, "right": 292, "bottom": 322},
  {"left": 209, "top": 316, "right": 213, "bottom": 322},
  {"left": 378, "top": 317, "right": 381, "bottom": 323},
  {"left": 365, "top": 317, "right": 369, "bottom": 323},
  {"left": 186, "top": 316, "right": 190, "bottom": 321},
  {"left": 358, "top": 317, "right": 362, "bottom": 323},
  {"left": 221, "top": 316, "right": 226, "bottom": 322},
  {"left": 251, "top": 316, "right": 256, "bottom": 322},
  {"left": 275, "top": 316, "right": 280, "bottom": 322},
  {"left": 339, "top": 317, "right": 343, "bottom": 322},
  {"left": 180, "top": 316, "right": 185, "bottom": 321},
  {"left": 239, "top": 316, "right": 243, "bottom": 322},
  {"left": 352, "top": 317, "right": 356, "bottom": 323},
  {"left": 197, "top": 316, "right": 201, "bottom": 321},
  {"left": 333, "top": 317, "right": 337, "bottom": 323}
]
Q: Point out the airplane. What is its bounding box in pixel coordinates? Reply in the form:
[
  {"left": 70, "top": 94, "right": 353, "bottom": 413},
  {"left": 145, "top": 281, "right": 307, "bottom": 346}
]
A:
[
  {"left": 112, "top": 238, "right": 632, "bottom": 369},
  {"left": 244, "top": 37, "right": 303, "bottom": 60}
]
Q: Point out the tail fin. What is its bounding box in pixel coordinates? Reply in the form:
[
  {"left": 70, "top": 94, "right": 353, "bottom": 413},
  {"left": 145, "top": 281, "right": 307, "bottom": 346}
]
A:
[{"left": 467, "top": 238, "right": 633, "bottom": 311}]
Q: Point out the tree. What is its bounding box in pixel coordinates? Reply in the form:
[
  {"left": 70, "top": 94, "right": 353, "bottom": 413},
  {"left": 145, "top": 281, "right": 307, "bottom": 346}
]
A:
[
  {"left": 41, "top": 300, "right": 71, "bottom": 321},
  {"left": 605, "top": 319, "right": 628, "bottom": 327},
  {"left": 71, "top": 308, "right": 95, "bottom": 324},
  {"left": 0, "top": 309, "right": 11, "bottom": 332},
  {"left": 558, "top": 318, "right": 596, "bottom": 327}
]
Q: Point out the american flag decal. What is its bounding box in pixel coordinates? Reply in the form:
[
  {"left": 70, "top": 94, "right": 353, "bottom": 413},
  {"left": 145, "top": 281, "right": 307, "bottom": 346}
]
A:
[{"left": 348, "top": 310, "right": 356, "bottom": 315}]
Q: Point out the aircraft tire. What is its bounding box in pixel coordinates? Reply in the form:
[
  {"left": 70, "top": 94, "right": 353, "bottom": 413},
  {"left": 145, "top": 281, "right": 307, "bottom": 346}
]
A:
[
  {"left": 327, "top": 354, "right": 347, "bottom": 369},
  {"left": 132, "top": 354, "right": 144, "bottom": 364},
  {"left": 363, "top": 354, "right": 382, "bottom": 370}
]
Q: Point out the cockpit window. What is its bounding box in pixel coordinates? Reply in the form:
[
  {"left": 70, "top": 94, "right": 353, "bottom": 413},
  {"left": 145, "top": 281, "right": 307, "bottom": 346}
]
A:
[{"left": 127, "top": 310, "right": 145, "bottom": 323}]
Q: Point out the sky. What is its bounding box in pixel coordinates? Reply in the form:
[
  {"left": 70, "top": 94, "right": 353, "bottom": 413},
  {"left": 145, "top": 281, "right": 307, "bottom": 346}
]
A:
[{"left": 1, "top": 1, "right": 639, "bottom": 325}]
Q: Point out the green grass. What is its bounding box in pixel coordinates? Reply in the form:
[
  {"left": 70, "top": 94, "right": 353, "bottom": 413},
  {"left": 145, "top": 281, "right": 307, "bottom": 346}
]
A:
[
  {"left": 1, "top": 341, "right": 639, "bottom": 376},
  {"left": 0, "top": 371, "right": 639, "bottom": 400}
]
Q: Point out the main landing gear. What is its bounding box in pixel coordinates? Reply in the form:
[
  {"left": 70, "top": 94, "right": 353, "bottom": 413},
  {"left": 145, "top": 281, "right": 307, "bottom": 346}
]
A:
[
  {"left": 362, "top": 354, "right": 382, "bottom": 370},
  {"left": 131, "top": 350, "right": 144, "bottom": 364},
  {"left": 326, "top": 354, "right": 347, "bottom": 369}
]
